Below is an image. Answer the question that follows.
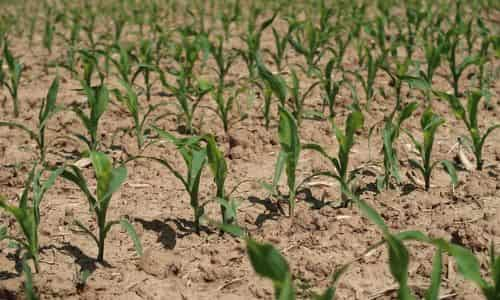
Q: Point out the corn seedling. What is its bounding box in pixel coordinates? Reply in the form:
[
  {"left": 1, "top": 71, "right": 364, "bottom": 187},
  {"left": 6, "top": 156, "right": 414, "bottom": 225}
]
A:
[
  {"left": 422, "top": 33, "right": 445, "bottom": 90},
  {"left": 403, "top": 2, "right": 427, "bottom": 59},
  {"left": 303, "top": 109, "right": 364, "bottom": 207},
  {"left": 287, "top": 20, "right": 331, "bottom": 74},
  {"left": 322, "top": 58, "right": 344, "bottom": 120},
  {"left": 265, "top": 26, "right": 290, "bottom": 73},
  {"left": 0, "top": 77, "right": 60, "bottom": 163},
  {"left": 377, "top": 102, "right": 419, "bottom": 191},
  {"left": 109, "top": 43, "right": 136, "bottom": 84},
  {"left": 218, "top": 0, "right": 241, "bottom": 41},
  {"left": 160, "top": 70, "right": 213, "bottom": 134},
  {"left": 210, "top": 36, "right": 237, "bottom": 88},
  {"left": 380, "top": 58, "right": 417, "bottom": 115},
  {"left": 209, "top": 36, "right": 240, "bottom": 135},
  {"left": 289, "top": 69, "right": 320, "bottom": 126},
  {"left": 61, "top": 151, "right": 142, "bottom": 262},
  {"left": 404, "top": 107, "right": 457, "bottom": 191},
  {"left": 60, "top": 49, "right": 105, "bottom": 86},
  {"left": 442, "top": 25, "right": 480, "bottom": 97},
  {"left": 132, "top": 39, "right": 156, "bottom": 101},
  {"left": 0, "top": 164, "right": 63, "bottom": 272},
  {"left": 3, "top": 41, "right": 23, "bottom": 117},
  {"left": 42, "top": 8, "right": 55, "bottom": 54},
  {"left": 22, "top": 259, "right": 38, "bottom": 300},
  {"left": 113, "top": 79, "right": 170, "bottom": 151},
  {"left": 437, "top": 90, "right": 500, "bottom": 170},
  {"left": 73, "top": 82, "right": 109, "bottom": 151},
  {"left": 268, "top": 107, "right": 301, "bottom": 217},
  {"left": 351, "top": 47, "right": 380, "bottom": 110},
  {"left": 256, "top": 55, "right": 287, "bottom": 129},
  {"left": 237, "top": 9, "right": 276, "bottom": 79},
  {"left": 150, "top": 127, "right": 207, "bottom": 233},
  {"left": 204, "top": 134, "right": 241, "bottom": 225}
]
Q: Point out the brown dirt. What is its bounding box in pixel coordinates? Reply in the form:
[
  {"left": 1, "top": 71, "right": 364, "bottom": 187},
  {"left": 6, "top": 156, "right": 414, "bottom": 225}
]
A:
[{"left": 1, "top": 8, "right": 500, "bottom": 300}]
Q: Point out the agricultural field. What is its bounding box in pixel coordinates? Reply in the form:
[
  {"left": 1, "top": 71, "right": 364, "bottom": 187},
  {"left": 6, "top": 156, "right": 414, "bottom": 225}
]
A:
[{"left": 0, "top": 0, "right": 500, "bottom": 299}]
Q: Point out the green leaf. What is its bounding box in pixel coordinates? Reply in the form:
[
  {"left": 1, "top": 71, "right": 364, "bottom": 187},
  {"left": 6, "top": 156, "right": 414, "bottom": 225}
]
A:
[
  {"left": 218, "top": 223, "right": 246, "bottom": 237},
  {"left": 277, "top": 274, "right": 296, "bottom": 300},
  {"left": 90, "top": 152, "right": 127, "bottom": 206},
  {"left": 246, "top": 238, "right": 290, "bottom": 283},
  {"left": 466, "top": 91, "right": 482, "bottom": 130},
  {"left": 120, "top": 219, "right": 143, "bottom": 256},
  {"left": 355, "top": 197, "right": 389, "bottom": 233},
  {"left": 441, "top": 160, "right": 458, "bottom": 188},
  {"left": 447, "top": 244, "right": 489, "bottom": 290},
  {"left": 386, "top": 234, "right": 414, "bottom": 299},
  {"left": 425, "top": 247, "right": 443, "bottom": 300},
  {"left": 401, "top": 75, "right": 430, "bottom": 91},
  {"left": 22, "top": 260, "right": 38, "bottom": 300},
  {"left": 397, "top": 102, "right": 419, "bottom": 126},
  {"left": 0, "top": 225, "right": 6, "bottom": 241},
  {"left": 0, "top": 122, "right": 38, "bottom": 141},
  {"left": 278, "top": 107, "right": 300, "bottom": 157},
  {"left": 345, "top": 109, "right": 364, "bottom": 149},
  {"left": 257, "top": 56, "right": 287, "bottom": 103}
]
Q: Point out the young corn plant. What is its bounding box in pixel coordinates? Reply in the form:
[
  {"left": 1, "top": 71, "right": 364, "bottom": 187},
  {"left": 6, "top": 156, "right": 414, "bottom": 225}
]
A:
[
  {"left": 160, "top": 71, "right": 213, "bottom": 134},
  {"left": 437, "top": 90, "right": 500, "bottom": 170},
  {"left": 72, "top": 82, "right": 109, "bottom": 152},
  {"left": 303, "top": 109, "right": 364, "bottom": 207},
  {"left": 265, "top": 27, "right": 290, "bottom": 73},
  {"left": 22, "top": 259, "right": 38, "bottom": 300},
  {"left": 351, "top": 47, "right": 379, "bottom": 110},
  {"left": 60, "top": 49, "right": 105, "bottom": 86},
  {"left": 287, "top": 20, "right": 331, "bottom": 74},
  {"left": 322, "top": 58, "right": 344, "bottom": 120},
  {"left": 442, "top": 27, "right": 479, "bottom": 98},
  {"left": 211, "top": 84, "right": 241, "bottom": 139},
  {"left": 61, "top": 152, "right": 142, "bottom": 262},
  {"left": 0, "top": 77, "right": 60, "bottom": 163},
  {"left": 404, "top": 107, "right": 457, "bottom": 191},
  {"left": 422, "top": 33, "right": 445, "bottom": 91},
  {"left": 3, "top": 42, "right": 23, "bottom": 117},
  {"left": 210, "top": 36, "right": 237, "bottom": 88},
  {"left": 256, "top": 56, "right": 287, "bottom": 130},
  {"left": 132, "top": 39, "right": 156, "bottom": 101},
  {"left": 109, "top": 43, "right": 136, "bottom": 84},
  {"left": 150, "top": 127, "right": 207, "bottom": 233},
  {"left": 270, "top": 107, "right": 301, "bottom": 217},
  {"left": 113, "top": 79, "right": 169, "bottom": 151},
  {"left": 377, "top": 102, "right": 419, "bottom": 191},
  {"left": 218, "top": 0, "right": 241, "bottom": 40},
  {"left": 204, "top": 135, "right": 239, "bottom": 225},
  {"left": 237, "top": 9, "right": 276, "bottom": 79},
  {"left": 289, "top": 69, "right": 320, "bottom": 126},
  {"left": 0, "top": 164, "right": 62, "bottom": 272},
  {"left": 42, "top": 10, "right": 55, "bottom": 54}
]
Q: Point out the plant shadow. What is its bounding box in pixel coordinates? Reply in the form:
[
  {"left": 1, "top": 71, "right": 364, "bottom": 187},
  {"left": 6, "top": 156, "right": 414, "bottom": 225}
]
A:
[
  {"left": 0, "top": 270, "right": 19, "bottom": 280},
  {"left": 165, "top": 217, "right": 214, "bottom": 238},
  {"left": 0, "top": 288, "right": 16, "bottom": 300},
  {"left": 401, "top": 183, "right": 418, "bottom": 196},
  {"left": 134, "top": 218, "right": 177, "bottom": 249},
  {"left": 248, "top": 196, "right": 282, "bottom": 227},
  {"left": 51, "top": 242, "right": 110, "bottom": 276}
]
